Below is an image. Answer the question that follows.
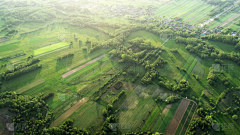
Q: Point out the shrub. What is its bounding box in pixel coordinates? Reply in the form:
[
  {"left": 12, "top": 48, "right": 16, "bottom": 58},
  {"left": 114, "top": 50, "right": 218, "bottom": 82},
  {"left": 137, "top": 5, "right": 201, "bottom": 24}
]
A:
[
  {"left": 42, "top": 93, "right": 54, "bottom": 101},
  {"left": 232, "top": 115, "right": 238, "bottom": 120},
  {"left": 113, "top": 81, "right": 123, "bottom": 90}
]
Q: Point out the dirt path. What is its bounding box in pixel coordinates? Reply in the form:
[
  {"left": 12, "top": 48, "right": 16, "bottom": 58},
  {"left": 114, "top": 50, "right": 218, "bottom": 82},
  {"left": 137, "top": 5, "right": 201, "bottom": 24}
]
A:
[
  {"left": 62, "top": 54, "right": 107, "bottom": 78},
  {"left": 220, "top": 14, "right": 240, "bottom": 27},
  {"left": 50, "top": 97, "right": 88, "bottom": 127},
  {"left": 16, "top": 79, "right": 45, "bottom": 94},
  {"left": 165, "top": 98, "right": 190, "bottom": 135}
]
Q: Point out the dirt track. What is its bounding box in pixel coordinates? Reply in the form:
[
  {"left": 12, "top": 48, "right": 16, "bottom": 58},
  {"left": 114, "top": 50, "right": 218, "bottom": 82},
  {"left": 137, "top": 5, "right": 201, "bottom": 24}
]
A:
[
  {"left": 62, "top": 54, "right": 107, "bottom": 78},
  {"left": 165, "top": 98, "right": 190, "bottom": 135}
]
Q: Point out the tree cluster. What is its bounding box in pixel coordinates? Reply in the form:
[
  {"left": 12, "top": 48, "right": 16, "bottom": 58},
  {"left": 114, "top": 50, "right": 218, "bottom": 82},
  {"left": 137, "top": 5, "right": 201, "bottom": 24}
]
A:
[
  {"left": 207, "top": 67, "right": 217, "bottom": 85},
  {"left": 159, "top": 78, "right": 190, "bottom": 93},
  {"left": 4, "top": 64, "right": 42, "bottom": 80},
  {"left": 57, "top": 53, "right": 74, "bottom": 60},
  {"left": 112, "top": 90, "right": 125, "bottom": 104},
  {"left": 201, "top": 34, "right": 239, "bottom": 46},
  {"left": 165, "top": 95, "right": 181, "bottom": 104}
]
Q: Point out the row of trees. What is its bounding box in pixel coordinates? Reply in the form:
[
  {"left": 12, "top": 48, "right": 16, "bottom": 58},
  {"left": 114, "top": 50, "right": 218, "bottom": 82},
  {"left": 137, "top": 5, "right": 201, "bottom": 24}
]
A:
[
  {"left": 4, "top": 63, "right": 42, "bottom": 80},
  {"left": 201, "top": 34, "right": 239, "bottom": 46},
  {"left": 0, "top": 52, "right": 25, "bottom": 61},
  {"left": 57, "top": 53, "right": 74, "bottom": 60},
  {"left": 176, "top": 36, "right": 240, "bottom": 65}
]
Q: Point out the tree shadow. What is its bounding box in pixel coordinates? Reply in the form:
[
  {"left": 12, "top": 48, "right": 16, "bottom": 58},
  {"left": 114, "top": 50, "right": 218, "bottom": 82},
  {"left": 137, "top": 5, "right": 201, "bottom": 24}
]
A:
[
  {"left": 96, "top": 99, "right": 108, "bottom": 116},
  {"left": 55, "top": 55, "right": 74, "bottom": 72},
  {"left": 173, "top": 52, "right": 184, "bottom": 62},
  {"left": 79, "top": 42, "right": 82, "bottom": 48},
  {"left": 86, "top": 42, "right": 91, "bottom": 50},
  {"left": 69, "top": 44, "right": 73, "bottom": 49},
  {"left": 82, "top": 50, "right": 88, "bottom": 59}
]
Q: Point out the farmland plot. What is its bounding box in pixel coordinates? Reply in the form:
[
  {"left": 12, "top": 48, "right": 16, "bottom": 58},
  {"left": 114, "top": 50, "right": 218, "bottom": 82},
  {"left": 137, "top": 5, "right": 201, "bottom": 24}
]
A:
[
  {"left": 34, "top": 42, "right": 70, "bottom": 56},
  {"left": 165, "top": 98, "right": 190, "bottom": 135}
]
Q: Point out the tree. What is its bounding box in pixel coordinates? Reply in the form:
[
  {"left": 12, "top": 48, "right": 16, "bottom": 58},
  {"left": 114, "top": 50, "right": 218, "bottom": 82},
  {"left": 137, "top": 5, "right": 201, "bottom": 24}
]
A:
[
  {"left": 232, "top": 115, "right": 238, "bottom": 120},
  {"left": 102, "top": 109, "right": 108, "bottom": 117},
  {"left": 121, "top": 54, "right": 132, "bottom": 62}
]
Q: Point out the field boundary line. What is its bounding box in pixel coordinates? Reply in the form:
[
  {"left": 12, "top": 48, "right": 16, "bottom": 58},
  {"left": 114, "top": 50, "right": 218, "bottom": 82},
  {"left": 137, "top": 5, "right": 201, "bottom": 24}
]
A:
[{"left": 62, "top": 54, "right": 107, "bottom": 78}]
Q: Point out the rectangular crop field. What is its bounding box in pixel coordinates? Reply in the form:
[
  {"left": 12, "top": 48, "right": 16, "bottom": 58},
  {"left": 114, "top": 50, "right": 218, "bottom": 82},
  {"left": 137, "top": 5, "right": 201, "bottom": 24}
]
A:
[{"left": 34, "top": 42, "right": 69, "bottom": 56}]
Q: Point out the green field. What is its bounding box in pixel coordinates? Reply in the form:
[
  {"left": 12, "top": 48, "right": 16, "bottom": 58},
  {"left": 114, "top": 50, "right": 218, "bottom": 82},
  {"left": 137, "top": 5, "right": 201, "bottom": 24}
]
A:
[
  {"left": 0, "top": 0, "right": 240, "bottom": 134},
  {"left": 151, "top": 100, "right": 182, "bottom": 133},
  {"left": 34, "top": 42, "right": 69, "bottom": 56}
]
